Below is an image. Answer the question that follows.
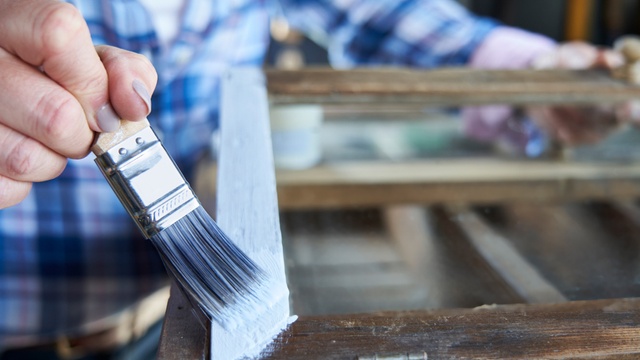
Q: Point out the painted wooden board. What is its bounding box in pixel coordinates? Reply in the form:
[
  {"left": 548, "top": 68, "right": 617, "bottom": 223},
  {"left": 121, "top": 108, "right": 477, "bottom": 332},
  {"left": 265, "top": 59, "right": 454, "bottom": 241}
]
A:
[
  {"left": 262, "top": 297, "right": 640, "bottom": 359},
  {"left": 266, "top": 68, "right": 640, "bottom": 106},
  {"left": 212, "top": 68, "right": 292, "bottom": 359}
]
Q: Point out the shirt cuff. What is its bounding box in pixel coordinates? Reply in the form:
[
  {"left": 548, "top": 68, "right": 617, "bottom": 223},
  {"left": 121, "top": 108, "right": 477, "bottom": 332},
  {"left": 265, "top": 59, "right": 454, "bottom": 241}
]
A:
[{"left": 463, "top": 27, "right": 557, "bottom": 156}]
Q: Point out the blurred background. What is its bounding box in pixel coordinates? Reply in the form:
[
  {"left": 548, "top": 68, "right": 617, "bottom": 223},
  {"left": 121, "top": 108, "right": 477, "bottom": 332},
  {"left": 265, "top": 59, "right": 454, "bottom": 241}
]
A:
[
  {"left": 216, "top": 0, "right": 640, "bottom": 318},
  {"left": 267, "top": 0, "right": 640, "bottom": 69}
]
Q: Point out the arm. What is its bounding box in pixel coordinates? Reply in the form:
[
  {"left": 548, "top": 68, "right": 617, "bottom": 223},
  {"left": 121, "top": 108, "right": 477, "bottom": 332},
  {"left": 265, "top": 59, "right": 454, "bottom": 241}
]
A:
[{"left": 276, "top": 0, "right": 497, "bottom": 68}]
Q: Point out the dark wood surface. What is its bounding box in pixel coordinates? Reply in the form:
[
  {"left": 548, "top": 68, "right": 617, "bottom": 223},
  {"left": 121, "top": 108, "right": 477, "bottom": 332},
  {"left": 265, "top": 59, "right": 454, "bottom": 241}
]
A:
[
  {"left": 261, "top": 298, "right": 640, "bottom": 359},
  {"left": 266, "top": 68, "right": 640, "bottom": 106},
  {"left": 157, "top": 284, "right": 207, "bottom": 360}
]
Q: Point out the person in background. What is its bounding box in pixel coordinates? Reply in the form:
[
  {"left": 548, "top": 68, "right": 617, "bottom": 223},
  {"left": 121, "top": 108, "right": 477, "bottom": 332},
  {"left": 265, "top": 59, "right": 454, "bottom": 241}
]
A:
[{"left": 0, "top": 1, "right": 631, "bottom": 359}]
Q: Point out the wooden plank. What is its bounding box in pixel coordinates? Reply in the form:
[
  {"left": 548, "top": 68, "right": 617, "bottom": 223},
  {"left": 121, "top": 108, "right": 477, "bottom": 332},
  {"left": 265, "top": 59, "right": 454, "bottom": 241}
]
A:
[
  {"left": 276, "top": 159, "right": 640, "bottom": 184},
  {"left": 261, "top": 298, "right": 640, "bottom": 359},
  {"left": 273, "top": 159, "right": 640, "bottom": 209},
  {"left": 212, "top": 68, "right": 292, "bottom": 359},
  {"left": 443, "top": 205, "right": 567, "bottom": 303},
  {"left": 266, "top": 68, "right": 640, "bottom": 106},
  {"left": 383, "top": 206, "right": 437, "bottom": 281}
]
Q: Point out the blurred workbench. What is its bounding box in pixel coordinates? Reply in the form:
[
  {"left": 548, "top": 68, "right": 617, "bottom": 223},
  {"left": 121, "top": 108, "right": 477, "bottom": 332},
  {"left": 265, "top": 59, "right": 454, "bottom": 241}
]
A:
[{"left": 161, "top": 67, "right": 640, "bottom": 359}]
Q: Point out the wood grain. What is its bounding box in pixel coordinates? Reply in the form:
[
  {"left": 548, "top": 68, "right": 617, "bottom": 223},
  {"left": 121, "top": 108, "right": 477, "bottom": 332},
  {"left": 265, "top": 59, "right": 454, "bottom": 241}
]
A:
[
  {"left": 266, "top": 68, "right": 640, "bottom": 106},
  {"left": 261, "top": 298, "right": 640, "bottom": 359},
  {"left": 91, "top": 118, "right": 150, "bottom": 155}
]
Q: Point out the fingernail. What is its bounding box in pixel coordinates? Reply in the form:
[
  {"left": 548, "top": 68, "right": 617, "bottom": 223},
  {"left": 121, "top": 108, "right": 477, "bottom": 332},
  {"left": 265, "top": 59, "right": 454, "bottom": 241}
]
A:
[
  {"left": 97, "top": 103, "right": 121, "bottom": 132},
  {"left": 132, "top": 79, "right": 151, "bottom": 115}
]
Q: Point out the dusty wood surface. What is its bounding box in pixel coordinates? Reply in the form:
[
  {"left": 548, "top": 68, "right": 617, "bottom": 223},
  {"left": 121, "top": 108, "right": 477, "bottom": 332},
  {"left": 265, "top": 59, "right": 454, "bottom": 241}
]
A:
[
  {"left": 261, "top": 297, "right": 640, "bottom": 359},
  {"left": 273, "top": 159, "right": 640, "bottom": 209},
  {"left": 157, "top": 283, "right": 207, "bottom": 360},
  {"left": 266, "top": 68, "right": 640, "bottom": 106}
]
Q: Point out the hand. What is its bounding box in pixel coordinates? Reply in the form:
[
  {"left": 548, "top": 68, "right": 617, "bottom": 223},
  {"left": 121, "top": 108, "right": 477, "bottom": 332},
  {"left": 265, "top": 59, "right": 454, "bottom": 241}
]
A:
[
  {"left": 0, "top": 0, "right": 157, "bottom": 208},
  {"left": 527, "top": 42, "right": 625, "bottom": 145}
]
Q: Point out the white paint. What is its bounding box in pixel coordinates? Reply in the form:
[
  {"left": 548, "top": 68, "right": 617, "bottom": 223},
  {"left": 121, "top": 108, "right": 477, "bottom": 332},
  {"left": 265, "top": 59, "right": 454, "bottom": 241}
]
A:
[{"left": 213, "top": 68, "right": 293, "bottom": 359}]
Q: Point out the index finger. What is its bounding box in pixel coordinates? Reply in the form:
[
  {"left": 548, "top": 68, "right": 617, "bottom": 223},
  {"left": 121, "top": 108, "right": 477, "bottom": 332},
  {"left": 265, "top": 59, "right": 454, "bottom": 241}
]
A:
[{"left": 0, "top": 0, "right": 114, "bottom": 132}]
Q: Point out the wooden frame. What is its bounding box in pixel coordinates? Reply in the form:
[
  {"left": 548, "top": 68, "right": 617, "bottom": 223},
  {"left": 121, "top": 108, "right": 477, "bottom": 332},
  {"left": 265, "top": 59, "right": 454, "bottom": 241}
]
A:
[
  {"left": 161, "top": 68, "right": 640, "bottom": 359},
  {"left": 266, "top": 68, "right": 640, "bottom": 107}
]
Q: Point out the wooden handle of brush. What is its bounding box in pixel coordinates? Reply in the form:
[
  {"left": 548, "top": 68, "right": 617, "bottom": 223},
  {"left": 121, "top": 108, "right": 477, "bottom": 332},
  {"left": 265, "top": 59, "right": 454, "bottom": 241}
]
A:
[{"left": 91, "top": 118, "right": 151, "bottom": 156}]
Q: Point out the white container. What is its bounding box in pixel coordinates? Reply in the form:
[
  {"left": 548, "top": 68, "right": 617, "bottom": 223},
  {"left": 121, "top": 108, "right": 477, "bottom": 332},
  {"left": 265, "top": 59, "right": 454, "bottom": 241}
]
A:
[{"left": 269, "top": 105, "right": 323, "bottom": 169}]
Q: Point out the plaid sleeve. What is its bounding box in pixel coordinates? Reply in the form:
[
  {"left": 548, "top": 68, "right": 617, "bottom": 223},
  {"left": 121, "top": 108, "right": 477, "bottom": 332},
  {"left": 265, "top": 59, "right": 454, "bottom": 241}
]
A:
[{"left": 276, "top": 0, "right": 498, "bottom": 67}]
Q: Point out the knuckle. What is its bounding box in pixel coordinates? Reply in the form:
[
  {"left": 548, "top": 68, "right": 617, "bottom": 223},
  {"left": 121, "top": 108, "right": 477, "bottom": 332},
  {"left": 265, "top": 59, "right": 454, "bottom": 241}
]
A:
[
  {"left": 3, "top": 137, "right": 66, "bottom": 181},
  {"left": 39, "top": 3, "right": 86, "bottom": 55},
  {"left": 0, "top": 177, "right": 31, "bottom": 209},
  {"left": 36, "top": 93, "right": 75, "bottom": 138},
  {"left": 5, "top": 139, "right": 36, "bottom": 178},
  {"left": 32, "top": 91, "right": 87, "bottom": 157},
  {"left": 132, "top": 53, "right": 155, "bottom": 75},
  {"left": 116, "top": 52, "right": 158, "bottom": 84},
  {"left": 75, "top": 69, "right": 109, "bottom": 97}
]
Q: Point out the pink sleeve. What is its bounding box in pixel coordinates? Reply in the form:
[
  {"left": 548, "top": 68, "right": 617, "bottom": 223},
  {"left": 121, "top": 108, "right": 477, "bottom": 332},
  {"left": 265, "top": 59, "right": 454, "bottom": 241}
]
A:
[
  {"left": 463, "top": 27, "right": 556, "bottom": 153},
  {"left": 469, "top": 26, "right": 557, "bottom": 69}
]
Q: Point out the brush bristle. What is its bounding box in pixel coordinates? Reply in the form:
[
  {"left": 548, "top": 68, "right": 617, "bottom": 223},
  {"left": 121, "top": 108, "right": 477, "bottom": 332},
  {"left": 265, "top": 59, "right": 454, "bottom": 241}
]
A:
[{"left": 149, "top": 206, "right": 269, "bottom": 329}]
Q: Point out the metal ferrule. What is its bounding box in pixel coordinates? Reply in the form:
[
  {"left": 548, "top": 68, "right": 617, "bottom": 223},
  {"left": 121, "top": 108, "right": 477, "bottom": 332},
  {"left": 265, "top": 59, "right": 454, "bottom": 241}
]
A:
[{"left": 94, "top": 127, "right": 200, "bottom": 238}]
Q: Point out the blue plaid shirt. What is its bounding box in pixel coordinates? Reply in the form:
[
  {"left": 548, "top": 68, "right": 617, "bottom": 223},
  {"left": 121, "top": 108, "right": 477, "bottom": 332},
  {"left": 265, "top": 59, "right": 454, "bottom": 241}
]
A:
[{"left": 0, "top": 0, "right": 496, "bottom": 346}]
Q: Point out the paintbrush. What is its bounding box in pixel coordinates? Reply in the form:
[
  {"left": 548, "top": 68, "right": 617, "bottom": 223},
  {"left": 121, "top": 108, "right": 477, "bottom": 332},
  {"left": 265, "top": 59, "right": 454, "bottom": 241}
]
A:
[{"left": 92, "top": 118, "right": 270, "bottom": 329}]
